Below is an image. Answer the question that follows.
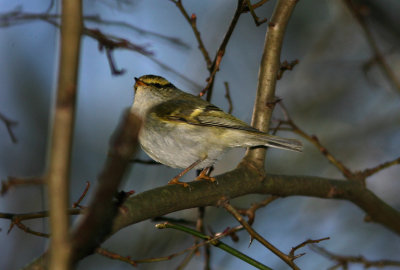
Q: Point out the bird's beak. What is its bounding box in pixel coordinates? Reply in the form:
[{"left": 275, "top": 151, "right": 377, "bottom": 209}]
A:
[
  {"left": 134, "top": 77, "right": 147, "bottom": 87},
  {"left": 134, "top": 77, "right": 146, "bottom": 92}
]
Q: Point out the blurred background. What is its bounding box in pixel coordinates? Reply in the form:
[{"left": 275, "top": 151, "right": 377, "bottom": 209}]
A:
[{"left": 1, "top": 0, "right": 399, "bottom": 269}]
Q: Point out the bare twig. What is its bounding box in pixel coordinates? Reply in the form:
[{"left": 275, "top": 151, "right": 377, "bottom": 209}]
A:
[
  {"left": 289, "top": 237, "right": 330, "bottom": 258},
  {"left": 199, "top": 51, "right": 224, "bottom": 97},
  {"left": 1, "top": 177, "right": 43, "bottom": 195},
  {"left": 157, "top": 222, "right": 273, "bottom": 270},
  {"left": 221, "top": 200, "right": 300, "bottom": 270},
  {"left": 250, "top": 0, "right": 271, "bottom": 10},
  {"left": 224, "top": 81, "right": 233, "bottom": 114},
  {"left": 360, "top": 156, "right": 400, "bottom": 178},
  {"left": 72, "top": 181, "right": 90, "bottom": 208},
  {"left": 0, "top": 111, "right": 18, "bottom": 143},
  {"left": 8, "top": 219, "right": 50, "bottom": 238},
  {"left": 96, "top": 227, "right": 248, "bottom": 268},
  {"left": 47, "top": 1, "right": 82, "bottom": 269},
  {"left": 312, "top": 245, "right": 400, "bottom": 269},
  {"left": 278, "top": 102, "right": 354, "bottom": 179},
  {"left": 343, "top": 0, "right": 400, "bottom": 94},
  {"left": 245, "top": 0, "right": 268, "bottom": 26},
  {"left": 170, "top": 0, "right": 212, "bottom": 67},
  {"left": 0, "top": 208, "right": 82, "bottom": 237},
  {"left": 205, "top": 0, "right": 246, "bottom": 101},
  {"left": 83, "top": 15, "right": 189, "bottom": 48},
  {"left": 277, "top": 59, "right": 299, "bottom": 80},
  {"left": 0, "top": 10, "right": 198, "bottom": 82},
  {"left": 277, "top": 103, "right": 400, "bottom": 182},
  {"left": 237, "top": 196, "right": 278, "bottom": 225}
]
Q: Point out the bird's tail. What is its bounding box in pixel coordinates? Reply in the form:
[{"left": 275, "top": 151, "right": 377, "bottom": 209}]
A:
[{"left": 260, "top": 134, "right": 303, "bottom": 152}]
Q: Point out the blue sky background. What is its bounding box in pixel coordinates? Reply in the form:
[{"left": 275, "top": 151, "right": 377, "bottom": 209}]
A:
[{"left": 1, "top": 0, "right": 400, "bottom": 269}]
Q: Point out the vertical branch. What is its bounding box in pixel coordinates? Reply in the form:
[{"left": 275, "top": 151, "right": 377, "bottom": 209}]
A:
[
  {"left": 47, "top": 1, "right": 82, "bottom": 269},
  {"left": 244, "top": 0, "right": 298, "bottom": 167}
]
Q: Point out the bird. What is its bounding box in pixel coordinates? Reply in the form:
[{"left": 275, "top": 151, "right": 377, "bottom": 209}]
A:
[{"left": 131, "top": 74, "right": 302, "bottom": 187}]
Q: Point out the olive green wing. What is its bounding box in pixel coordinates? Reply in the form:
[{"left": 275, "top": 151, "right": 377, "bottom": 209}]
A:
[{"left": 150, "top": 99, "right": 261, "bottom": 133}]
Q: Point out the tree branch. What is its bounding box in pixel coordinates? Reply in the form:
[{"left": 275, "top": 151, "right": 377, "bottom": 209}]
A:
[
  {"left": 244, "top": 0, "right": 298, "bottom": 166},
  {"left": 46, "top": 1, "right": 82, "bottom": 269}
]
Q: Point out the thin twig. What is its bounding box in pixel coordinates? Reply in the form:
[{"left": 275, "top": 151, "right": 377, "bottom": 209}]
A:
[
  {"left": 251, "top": 0, "right": 271, "bottom": 10},
  {"left": 72, "top": 181, "right": 90, "bottom": 208},
  {"left": 221, "top": 200, "right": 300, "bottom": 270},
  {"left": 237, "top": 196, "right": 278, "bottom": 225},
  {"left": 1, "top": 208, "right": 82, "bottom": 237},
  {"left": 311, "top": 245, "right": 400, "bottom": 268},
  {"left": 277, "top": 59, "right": 299, "bottom": 80},
  {"left": 156, "top": 222, "right": 272, "bottom": 270},
  {"left": 289, "top": 237, "right": 330, "bottom": 258},
  {"left": 205, "top": 0, "right": 246, "bottom": 101},
  {"left": 360, "top": 156, "right": 400, "bottom": 178},
  {"left": 1, "top": 177, "right": 44, "bottom": 195},
  {"left": 170, "top": 0, "right": 212, "bottom": 67},
  {"left": 245, "top": 0, "right": 268, "bottom": 26},
  {"left": 277, "top": 102, "right": 400, "bottom": 182},
  {"left": 224, "top": 81, "right": 233, "bottom": 114},
  {"left": 8, "top": 219, "right": 50, "bottom": 238},
  {"left": 343, "top": 0, "right": 400, "bottom": 94},
  {"left": 0, "top": 10, "right": 198, "bottom": 82},
  {"left": 199, "top": 51, "right": 223, "bottom": 97},
  {"left": 96, "top": 228, "right": 242, "bottom": 267},
  {"left": 0, "top": 111, "right": 18, "bottom": 143},
  {"left": 278, "top": 102, "right": 354, "bottom": 179}
]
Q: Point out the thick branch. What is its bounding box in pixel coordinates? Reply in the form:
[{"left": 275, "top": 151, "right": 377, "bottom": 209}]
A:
[
  {"left": 245, "top": 0, "right": 298, "bottom": 166},
  {"left": 109, "top": 163, "right": 400, "bottom": 236},
  {"left": 46, "top": 1, "right": 82, "bottom": 269},
  {"left": 23, "top": 163, "right": 400, "bottom": 269},
  {"left": 70, "top": 110, "right": 141, "bottom": 264}
]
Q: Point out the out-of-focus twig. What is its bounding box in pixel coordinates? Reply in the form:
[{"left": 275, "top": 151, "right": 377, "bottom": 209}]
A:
[
  {"left": 343, "top": 0, "right": 400, "bottom": 94},
  {"left": 69, "top": 110, "right": 141, "bottom": 265},
  {"left": 277, "top": 103, "right": 400, "bottom": 183},
  {"left": 0, "top": 9, "right": 198, "bottom": 81},
  {"left": 96, "top": 226, "right": 246, "bottom": 268},
  {"left": 83, "top": 15, "right": 189, "bottom": 48},
  {"left": 0, "top": 208, "right": 82, "bottom": 237},
  {"left": 277, "top": 102, "right": 354, "bottom": 179},
  {"left": 311, "top": 245, "right": 400, "bottom": 269},
  {"left": 1, "top": 177, "right": 43, "bottom": 195},
  {"left": 221, "top": 200, "right": 300, "bottom": 270},
  {"left": 0, "top": 112, "right": 18, "bottom": 143}
]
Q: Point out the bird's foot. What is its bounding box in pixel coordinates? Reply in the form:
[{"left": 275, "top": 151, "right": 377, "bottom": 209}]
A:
[
  {"left": 168, "top": 177, "right": 189, "bottom": 188},
  {"left": 195, "top": 169, "right": 216, "bottom": 183}
]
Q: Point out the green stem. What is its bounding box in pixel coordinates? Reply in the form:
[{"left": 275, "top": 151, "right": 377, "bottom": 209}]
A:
[{"left": 156, "top": 222, "right": 272, "bottom": 270}]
